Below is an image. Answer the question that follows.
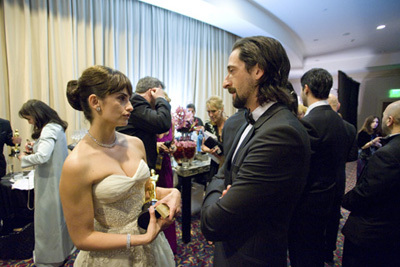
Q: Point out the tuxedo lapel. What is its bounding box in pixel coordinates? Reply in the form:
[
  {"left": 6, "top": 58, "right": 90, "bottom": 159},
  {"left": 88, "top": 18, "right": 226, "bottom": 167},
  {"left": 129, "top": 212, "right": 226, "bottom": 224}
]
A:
[
  {"left": 230, "top": 103, "right": 285, "bottom": 183},
  {"left": 224, "top": 122, "right": 249, "bottom": 185}
]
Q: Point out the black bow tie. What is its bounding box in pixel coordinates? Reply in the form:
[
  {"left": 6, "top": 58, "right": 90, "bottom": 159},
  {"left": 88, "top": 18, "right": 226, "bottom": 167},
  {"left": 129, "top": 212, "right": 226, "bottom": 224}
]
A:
[{"left": 244, "top": 109, "right": 255, "bottom": 125}]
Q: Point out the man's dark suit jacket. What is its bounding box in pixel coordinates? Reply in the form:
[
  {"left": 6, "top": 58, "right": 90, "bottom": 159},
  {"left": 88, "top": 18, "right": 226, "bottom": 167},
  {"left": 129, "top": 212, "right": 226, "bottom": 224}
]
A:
[
  {"left": 342, "top": 133, "right": 400, "bottom": 249},
  {"left": 289, "top": 105, "right": 348, "bottom": 266},
  {"left": 201, "top": 103, "right": 311, "bottom": 266},
  {"left": 116, "top": 94, "right": 171, "bottom": 169},
  {"left": 324, "top": 118, "right": 358, "bottom": 253},
  {"left": 0, "top": 118, "right": 14, "bottom": 178}
]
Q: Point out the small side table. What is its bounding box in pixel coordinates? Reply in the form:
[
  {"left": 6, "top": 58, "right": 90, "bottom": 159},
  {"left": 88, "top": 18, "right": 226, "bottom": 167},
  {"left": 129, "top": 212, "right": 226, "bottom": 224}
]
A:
[{"left": 174, "top": 159, "right": 210, "bottom": 243}]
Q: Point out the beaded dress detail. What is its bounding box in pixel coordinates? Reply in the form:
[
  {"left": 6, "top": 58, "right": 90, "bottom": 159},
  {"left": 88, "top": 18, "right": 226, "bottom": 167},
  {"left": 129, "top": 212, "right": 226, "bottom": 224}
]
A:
[{"left": 74, "top": 160, "right": 175, "bottom": 267}]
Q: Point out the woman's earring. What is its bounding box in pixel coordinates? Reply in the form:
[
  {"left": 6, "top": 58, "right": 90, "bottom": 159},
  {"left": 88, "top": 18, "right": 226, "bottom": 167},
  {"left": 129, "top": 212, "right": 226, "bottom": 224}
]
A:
[{"left": 96, "top": 107, "right": 101, "bottom": 112}]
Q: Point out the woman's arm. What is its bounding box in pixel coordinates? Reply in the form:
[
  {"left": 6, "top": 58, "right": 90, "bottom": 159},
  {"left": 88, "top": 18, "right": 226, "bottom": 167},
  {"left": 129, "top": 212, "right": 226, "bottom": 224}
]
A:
[{"left": 19, "top": 124, "right": 58, "bottom": 167}]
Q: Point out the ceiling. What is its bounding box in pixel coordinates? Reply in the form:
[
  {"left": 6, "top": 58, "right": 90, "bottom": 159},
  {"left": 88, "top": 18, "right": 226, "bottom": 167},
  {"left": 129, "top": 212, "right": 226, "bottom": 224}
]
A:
[{"left": 139, "top": 0, "right": 400, "bottom": 78}]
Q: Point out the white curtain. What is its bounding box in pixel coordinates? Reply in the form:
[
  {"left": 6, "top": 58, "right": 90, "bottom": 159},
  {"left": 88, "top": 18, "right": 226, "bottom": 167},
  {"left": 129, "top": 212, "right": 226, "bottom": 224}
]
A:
[{"left": 0, "top": 0, "right": 238, "bottom": 148}]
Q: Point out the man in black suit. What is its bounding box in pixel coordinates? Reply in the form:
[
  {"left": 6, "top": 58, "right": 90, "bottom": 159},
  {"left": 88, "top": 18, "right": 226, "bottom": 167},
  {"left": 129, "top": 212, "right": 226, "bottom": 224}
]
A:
[
  {"left": 323, "top": 94, "right": 358, "bottom": 263},
  {"left": 341, "top": 100, "right": 400, "bottom": 267},
  {"left": 0, "top": 118, "right": 21, "bottom": 178},
  {"left": 116, "top": 76, "right": 171, "bottom": 170},
  {"left": 201, "top": 36, "right": 311, "bottom": 266},
  {"left": 288, "top": 68, "right": 348, "bottom": 267}
]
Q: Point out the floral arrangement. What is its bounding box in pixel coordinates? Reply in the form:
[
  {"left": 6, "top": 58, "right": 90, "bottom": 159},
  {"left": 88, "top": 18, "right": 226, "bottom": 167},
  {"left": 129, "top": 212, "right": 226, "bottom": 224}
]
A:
[
  {"left": 172, "top": 106, "right": 196, "bottom": 133},
  {"left": 173, "top": 140, "right": 197, "bottom": 165}
]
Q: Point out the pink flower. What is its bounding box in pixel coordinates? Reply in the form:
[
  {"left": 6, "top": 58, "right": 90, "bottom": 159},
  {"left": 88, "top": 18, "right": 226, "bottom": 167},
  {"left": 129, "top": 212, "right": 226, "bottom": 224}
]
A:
[{"left": 172, "top": 106, "right": 196, "bottom": 132}]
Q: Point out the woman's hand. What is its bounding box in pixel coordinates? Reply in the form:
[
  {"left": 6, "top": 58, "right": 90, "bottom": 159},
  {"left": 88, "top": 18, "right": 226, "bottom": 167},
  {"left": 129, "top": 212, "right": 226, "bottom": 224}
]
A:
[
  {"left": 144, "top": 206, "right": 163, "bottom": 243},
  {"left": 156, "top": 188, "right": 181, "bottom": 220},
  {"left": 371, "top": 136, "right": 382, "bottom": 147},
  {"left": 17, "top": 151, "right": 27, "bottom": 160},
  {"left": 24, "top": 141, "right": 34, "bottom": 154}
]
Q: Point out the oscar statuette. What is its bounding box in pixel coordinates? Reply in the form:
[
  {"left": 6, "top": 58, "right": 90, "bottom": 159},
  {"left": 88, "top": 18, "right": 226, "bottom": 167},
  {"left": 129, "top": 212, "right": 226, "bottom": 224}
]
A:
[
  {"left": 137, "top": 169, "right": 170, "bottom": 229},
  {"left": 9, "top": 129, "right": 21, "bottom": 157}
]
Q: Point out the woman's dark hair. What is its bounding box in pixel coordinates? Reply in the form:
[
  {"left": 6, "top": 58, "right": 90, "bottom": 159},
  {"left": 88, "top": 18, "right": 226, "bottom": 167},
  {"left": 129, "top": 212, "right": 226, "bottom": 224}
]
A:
[
  {"left": 232, "top": 36, "right": 292, "bottom": 107},
  {"left": 66, "top": 65, "right": 133, "bottom": 122},
  {"left": 19, "top": 99, "right": 68, "bottom": 139},
  {"left": 359, "top": 115, "right": 382, "bottom": 135}
]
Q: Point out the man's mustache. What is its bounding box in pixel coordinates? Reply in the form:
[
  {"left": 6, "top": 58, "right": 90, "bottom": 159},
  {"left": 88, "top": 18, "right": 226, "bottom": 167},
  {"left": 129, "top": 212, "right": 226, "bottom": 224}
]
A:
[{"left": 228, "top": 87, "right": 236, "bottom": 94}]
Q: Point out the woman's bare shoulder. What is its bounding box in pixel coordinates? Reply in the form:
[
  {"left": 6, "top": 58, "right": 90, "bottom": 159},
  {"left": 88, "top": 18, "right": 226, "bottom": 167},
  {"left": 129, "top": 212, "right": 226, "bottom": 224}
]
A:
[
  {"left": 61, "top": 141, "right": 95, "bottom": 184},
  {"left": 118, "top": 132, "right": 145, "bottom": 151}
]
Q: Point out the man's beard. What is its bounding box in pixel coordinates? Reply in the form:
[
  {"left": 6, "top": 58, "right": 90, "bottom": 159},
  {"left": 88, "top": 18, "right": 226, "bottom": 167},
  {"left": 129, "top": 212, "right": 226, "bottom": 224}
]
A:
[
  {"left": 233, "top": 92, "right": 247, "bottom": 109},
  {"left": 382, "top": 124, "right": 390, "bottom": 137}
]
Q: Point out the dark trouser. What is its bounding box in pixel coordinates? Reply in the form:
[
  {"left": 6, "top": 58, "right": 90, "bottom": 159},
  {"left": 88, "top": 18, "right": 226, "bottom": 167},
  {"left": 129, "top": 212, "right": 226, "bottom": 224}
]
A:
[
  {"left": 289, "top": 188, "right": 335, "bottom": 267},
  {"left": 324, "top": 174, "right": 346, "bottom": 260},
  {"left": 343, "top": 238, "right": 400, "bottom": 267}
]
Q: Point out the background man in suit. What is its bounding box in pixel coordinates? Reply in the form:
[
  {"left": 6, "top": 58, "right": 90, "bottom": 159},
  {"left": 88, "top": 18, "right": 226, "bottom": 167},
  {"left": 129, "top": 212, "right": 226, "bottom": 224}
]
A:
[
  {"left": 341, "top": 100, "right": 400, "bottom": 267},
  {"left": 201, "top": 36, "right": 311, "bottom": 266},
  {"left": 323, "top": 94, "right": 358, "bottom": 263},
  {"left": 117, "top": 76, "right": 171, "bottom": 170},
  {"left": 0, "top": 118, "right": 21, "bottom": 178},
  {"left": 289, "top": 68, "right": 348, "bottom": 266}
]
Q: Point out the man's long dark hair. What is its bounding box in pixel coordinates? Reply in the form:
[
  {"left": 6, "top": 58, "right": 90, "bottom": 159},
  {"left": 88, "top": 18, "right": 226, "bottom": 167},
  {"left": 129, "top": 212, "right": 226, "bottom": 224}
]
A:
[
  {"left": 232, "top": 36, "right": 293, "bottom": 107},
  {"left": 19, "top": 99, "right": 68, "bottom": 139}
]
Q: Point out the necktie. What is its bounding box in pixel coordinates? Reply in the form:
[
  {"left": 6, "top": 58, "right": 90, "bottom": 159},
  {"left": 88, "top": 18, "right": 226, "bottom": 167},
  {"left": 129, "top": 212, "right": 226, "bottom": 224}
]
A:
[{"left": 244, "top": 108, "right": 255, "bottom": 125}]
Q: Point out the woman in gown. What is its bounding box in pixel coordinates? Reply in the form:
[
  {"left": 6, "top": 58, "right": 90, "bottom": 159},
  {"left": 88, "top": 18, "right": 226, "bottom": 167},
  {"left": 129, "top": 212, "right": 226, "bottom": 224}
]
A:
[
  {"left": 60, "top": 65, "right": 180, "bottom": 266},
  {"left": 18, "top": 99, "right": 74, "bottom": 266}
]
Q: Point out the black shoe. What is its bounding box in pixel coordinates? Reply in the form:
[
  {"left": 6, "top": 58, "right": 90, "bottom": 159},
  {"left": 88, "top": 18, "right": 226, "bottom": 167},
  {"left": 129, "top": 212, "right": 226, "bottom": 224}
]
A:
[{"left": 323, "top": 250, "right": 334, "bottom": 265}]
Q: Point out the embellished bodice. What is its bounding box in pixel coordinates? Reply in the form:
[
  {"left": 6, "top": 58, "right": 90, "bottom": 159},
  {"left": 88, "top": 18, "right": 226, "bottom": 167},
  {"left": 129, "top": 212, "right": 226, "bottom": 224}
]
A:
[{"left": 92, "top": 159, "right": 149, "bottom": 233}]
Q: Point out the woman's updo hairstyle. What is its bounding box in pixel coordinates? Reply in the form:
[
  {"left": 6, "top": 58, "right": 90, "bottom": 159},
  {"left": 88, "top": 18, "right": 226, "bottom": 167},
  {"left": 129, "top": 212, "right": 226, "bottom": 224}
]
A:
[{"left": 66, "top": 65, "right": 133, "bottom": 122}]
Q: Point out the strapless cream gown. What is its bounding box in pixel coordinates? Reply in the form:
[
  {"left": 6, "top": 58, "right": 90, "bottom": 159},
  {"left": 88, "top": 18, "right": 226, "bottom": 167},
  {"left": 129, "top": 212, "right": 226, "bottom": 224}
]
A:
[{"left": 74, "top": 160, "right": 175, "bottom": 266}]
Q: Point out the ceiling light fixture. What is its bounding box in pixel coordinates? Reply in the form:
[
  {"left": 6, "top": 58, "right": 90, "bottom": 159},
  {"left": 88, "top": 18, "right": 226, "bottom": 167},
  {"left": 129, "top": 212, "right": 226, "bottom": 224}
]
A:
[{"left": 377, "top": 25, "right": 386, "bottom": 30}]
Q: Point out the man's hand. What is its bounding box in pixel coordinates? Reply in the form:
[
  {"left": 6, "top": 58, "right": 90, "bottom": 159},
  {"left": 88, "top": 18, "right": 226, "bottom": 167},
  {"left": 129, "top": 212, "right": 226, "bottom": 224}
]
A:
[{"left": 150, "top": 87, "right": 165, "bottom": 99}]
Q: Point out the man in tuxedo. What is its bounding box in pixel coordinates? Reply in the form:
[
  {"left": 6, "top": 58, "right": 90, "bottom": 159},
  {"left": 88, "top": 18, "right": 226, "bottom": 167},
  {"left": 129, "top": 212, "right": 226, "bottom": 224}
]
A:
[
  {"left": 201, "top": 36, "right": 311, "bottom": 266},
  {"left": 0, "top": 118, "right": 21, "bottom": 178},
  {"left": 116, "top": 76, "right": 171, "bottom": 170},
  {"left": 323, "top": 94, "right": 358, "bottom": 263},
  {"left": 341, "top": 100, "right": 400, "bottom": 267},
  {"left": 288, "top": 68, "right": 349, "bottom": 266}
]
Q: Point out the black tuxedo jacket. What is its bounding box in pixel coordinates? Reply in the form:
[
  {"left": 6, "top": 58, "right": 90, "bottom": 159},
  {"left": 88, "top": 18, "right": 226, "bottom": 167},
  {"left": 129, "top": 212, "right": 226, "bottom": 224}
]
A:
[
  {"left": 116, "top": 94, "right": 171, "bottom": 169},
  {"left": 201, "top": 103, "right": 311, "bottom": 266},
  {"left": 0, "top": 118, "right": 14, "bottom": 178},
  {"left": 301, "top": 105, "right": 349, "bottom": 193},
  {"left": 342, "top": 134, "right": 400, "bottom": 248}
]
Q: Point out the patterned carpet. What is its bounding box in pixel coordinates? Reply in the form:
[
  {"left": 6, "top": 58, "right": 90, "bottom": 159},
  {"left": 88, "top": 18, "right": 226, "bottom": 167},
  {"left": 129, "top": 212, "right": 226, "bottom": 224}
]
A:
[{"left": 0, "top": 162, "right": 357, "bottom": 267}]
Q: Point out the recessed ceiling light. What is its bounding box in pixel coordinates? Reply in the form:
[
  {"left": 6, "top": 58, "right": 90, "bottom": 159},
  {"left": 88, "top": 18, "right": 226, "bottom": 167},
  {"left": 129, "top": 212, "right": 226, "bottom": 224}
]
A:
[{"left": 377, "top": 25, "right": 386, "bottom": 30}]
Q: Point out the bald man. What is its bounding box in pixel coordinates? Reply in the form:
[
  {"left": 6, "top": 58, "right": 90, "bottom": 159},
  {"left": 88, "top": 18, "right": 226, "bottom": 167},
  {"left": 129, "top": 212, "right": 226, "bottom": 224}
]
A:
[
  {"left": 341, "top": 100, "right": 400, "bottom": 267},
  {"left": 323, "top": 94, "right": 358, "bottom": 263}
]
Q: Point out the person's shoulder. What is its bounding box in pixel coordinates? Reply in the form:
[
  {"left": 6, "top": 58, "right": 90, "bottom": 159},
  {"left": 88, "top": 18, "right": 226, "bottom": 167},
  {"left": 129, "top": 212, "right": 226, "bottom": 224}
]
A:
[
  {"left": 118, "top": 132, "right": 146, "bottom": 153},
  {"left": 0, "top": 118, "right": 10, "bottom": 124},
  {"left": 0, "top": 118, "right": 11, "bottom": 128}
]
